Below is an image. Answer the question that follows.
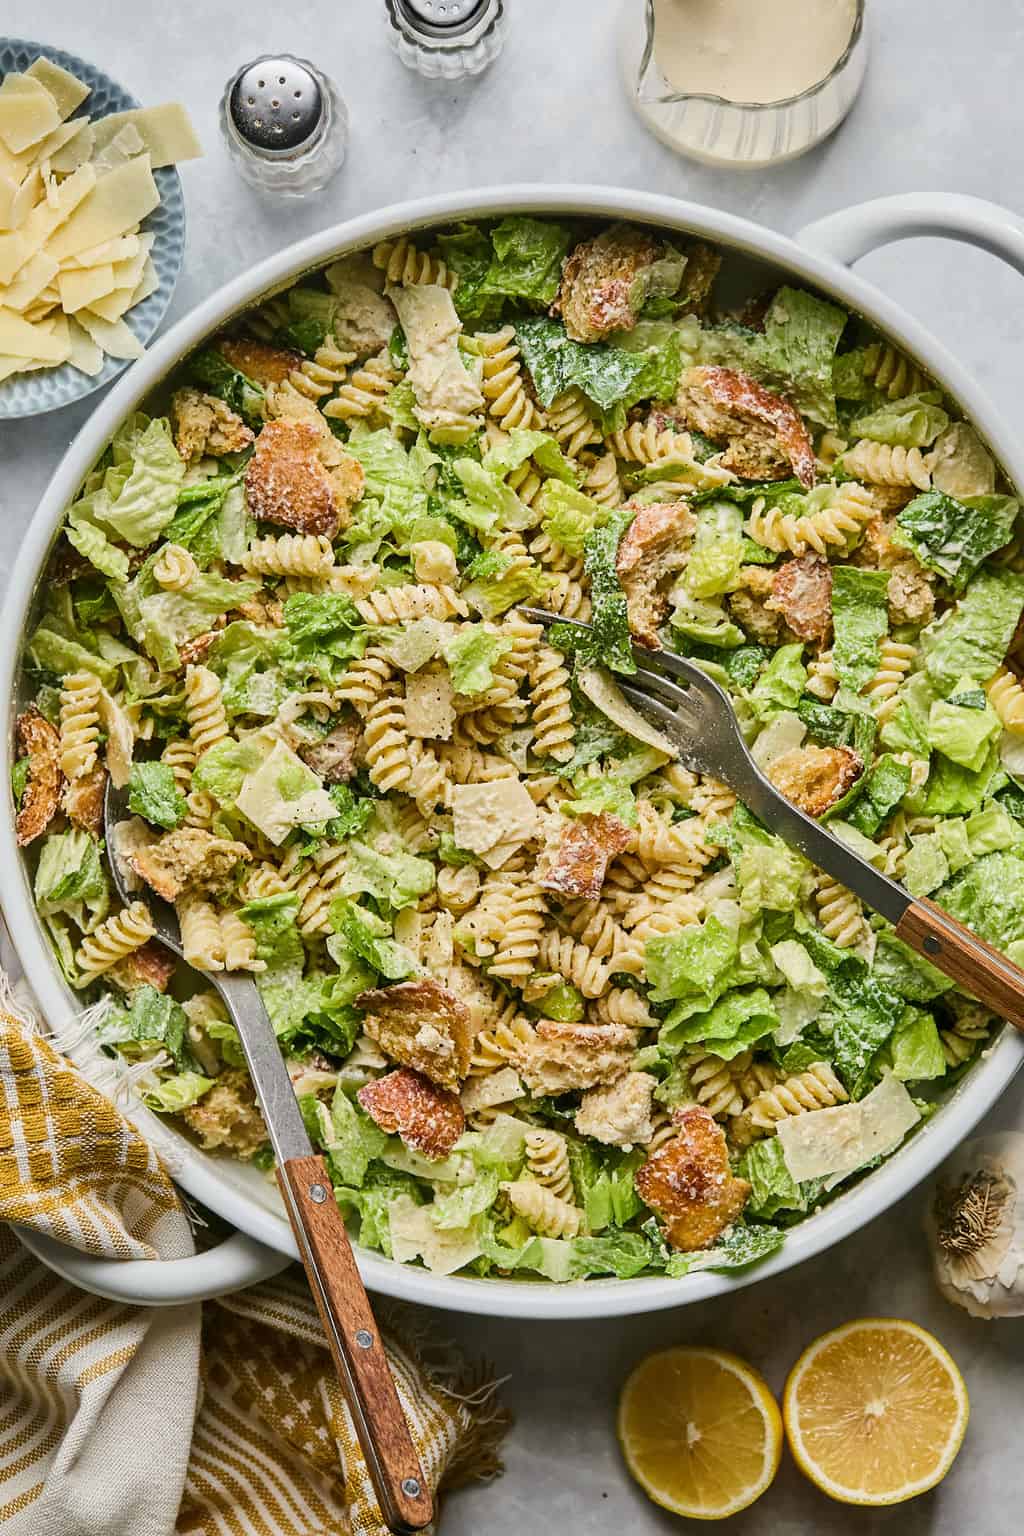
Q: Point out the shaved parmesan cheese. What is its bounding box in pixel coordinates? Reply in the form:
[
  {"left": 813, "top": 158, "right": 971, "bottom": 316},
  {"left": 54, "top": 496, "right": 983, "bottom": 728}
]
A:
[
  {"left": 58, "top": 262, "right": 115, "bottom": 314},
  {"left": 3, "top": 251, "right": 59, "bottom": 311},
  {"left": 27, "top": 118, "right": 88, "bottom": 173},
  {"left": 0, "top": 232, "right": 29, "bottom": 285},
  {"left": 405, "top": 670, "right": 454, "bottom": 739},
  {"left": 66, "top": 317, "right": 104, "bottom": 376},
  {"left": 0, "top": 64, "right": 199, "bottom": 389},
  {"left": 577, "top": 666, "right": 679, "bottom": 757},
  {"left": 130, "top": 258, "right": 159, "bottom": 307},
  {"left": 0, "top": 76, "right": 61, "bottom": 155},
  {"left": 25, "top": 58, "right": 90, "bottom": 121},
  {"left": 68, "top": 233, "right": 140, "bottom": 269},
  {"left": 73, "top": 307, "right": 144, "bottom": 360},
  {"left": 89, "top": 104, "right": 202, "bottom": 168},
  {"left": 98, "top": 688, "right": 135, "bottom": 787},
  {"left": 388, "top": 1194, "right": 482, "bottom": 1276},
  {"left": 777, "top": 1073, "right": 921, "bottom": 1188},
  {"left": 460, "top": 1067, "right": 523, "bottom": 1114},
  {"left": 47, "top": 155, "right": 158, "bottom": 260},
  {"left": 0, "top": 305, "right": 69, "bottom": 361},
  {"left": 451, "top": 779, "right": 540, "bottom": 856},
  {"left": 92, "top": 123, "right": 146, "bottom": 173},
  {"left": 7, "top": 168, "right": 42, "bottom": 231}
]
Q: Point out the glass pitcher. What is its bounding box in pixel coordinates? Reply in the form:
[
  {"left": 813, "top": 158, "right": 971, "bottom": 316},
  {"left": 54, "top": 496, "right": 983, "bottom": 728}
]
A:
[{"left": 621, "top": 0, "right": 868, "bottom": 169}]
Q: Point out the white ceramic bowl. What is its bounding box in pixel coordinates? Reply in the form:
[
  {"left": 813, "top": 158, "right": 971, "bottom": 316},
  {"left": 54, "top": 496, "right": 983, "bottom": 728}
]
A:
[{"left": 6, "top": 186, "right": 1024, "bottom": 1315}]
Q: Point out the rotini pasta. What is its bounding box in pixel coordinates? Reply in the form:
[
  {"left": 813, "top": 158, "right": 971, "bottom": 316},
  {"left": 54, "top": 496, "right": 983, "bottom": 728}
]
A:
[
  {"left": 863, "top": 340, "right": 928, "bottom": 399},
  {"left": 501, "top": 1179, "right": 582, "bottom": 1239},
  {"left": 986, "top": 666, "right": 1024, "bottom": 733},
  {"left": 732, "top": 1063, "right": 848, "bottom": 1145},
  {"left": 75, "top": 902, "right": 156, "bottom": 985},
  {"left": 524, "top": 1129, "right": 574, "bottom": 1201},
  {"left": 59, "top": 671, "right": 102, "bottom": 780},
  {"left": 153, "top": 543, "right": 197, "bottom": 591},
  {"left": 840, "top": 439, "right": 931, "bottom": 491},
  {"left": 178, "top": 896, "right": 226, "bottom": 972},
  {"left": 243, "top": 533, "right": 335, "bottom": 579},
  {"left": 747, "top": 482, "right": 875, "bottom": 557},
  {"left": 372, "top": 237, "right": 457, "bottom": 290},
  {"left": 464, "top": 326, "right": 542, "bottom": 431},
  {"left": 529, "top": 646, "right": 575, "bottom": 762},
  {"left": 185, "top": 665, "right": 230, "bottom": 759}
]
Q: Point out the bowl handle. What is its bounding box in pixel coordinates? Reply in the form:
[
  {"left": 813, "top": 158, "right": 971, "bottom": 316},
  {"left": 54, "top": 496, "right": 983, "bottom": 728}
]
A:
[
  {"left": 14, "top": 1225, "right": 292, "bottom": 1307},
  {"left": 796, "top": 192, "right": 1024, "bottom": 275}
]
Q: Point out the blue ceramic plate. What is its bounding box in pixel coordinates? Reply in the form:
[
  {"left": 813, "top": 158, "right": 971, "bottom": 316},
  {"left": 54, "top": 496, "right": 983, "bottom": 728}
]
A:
[{"left": 0, "top": 39, "right": 186, "bottom": 419}]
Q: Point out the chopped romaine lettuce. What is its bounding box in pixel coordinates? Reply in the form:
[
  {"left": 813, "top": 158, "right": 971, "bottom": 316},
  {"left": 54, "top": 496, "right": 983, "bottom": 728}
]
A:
[
  {"left": 849, "top": 392, "right": 949, "bottom": 448},
  {"left": 830, "top": 567, "right": 889, "bottom": 691},
  {"left": 443, "top": 624, "right": 513, "bottom": 695},
  {"left": 921, "top": 569, "right": 1024, "bottom": 695},
  {"left": 892, "top": 492, "right": 1019, "bottom": 591},
  {"left": 539, "top": 482, "right": 605, "bottom": 557},
  {"left": 480, "top": 216, "right": 572, "bottom": 307},
  {"left": 338, "top": 837, "right": 435, "bottom": 910},
  {"left": 127, "top": 760, "right": 186, "bottom": 829}
]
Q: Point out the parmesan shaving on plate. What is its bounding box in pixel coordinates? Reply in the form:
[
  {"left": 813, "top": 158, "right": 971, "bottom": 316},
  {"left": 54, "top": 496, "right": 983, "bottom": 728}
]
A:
[
  {"left": 0, "top": 54, "right": 201, "bottom": 384},
  {"left": 777, "top": 1073, "right": 921, "bottom": 1189}
]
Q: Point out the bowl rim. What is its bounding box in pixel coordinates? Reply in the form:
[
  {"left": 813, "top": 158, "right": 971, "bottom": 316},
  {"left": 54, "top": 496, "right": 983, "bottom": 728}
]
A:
[
  {"left": 0, "top": 35, "right": 185, "bottom": 420},
  {"left": 4, "top": 182, "right": 1023, "bottom": 1319}
]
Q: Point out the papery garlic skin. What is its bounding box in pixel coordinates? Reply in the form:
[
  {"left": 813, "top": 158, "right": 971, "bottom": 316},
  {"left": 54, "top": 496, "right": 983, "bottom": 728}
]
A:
[{"left": 926, "top": 1134, "right": 1024, "bottom": 1320}]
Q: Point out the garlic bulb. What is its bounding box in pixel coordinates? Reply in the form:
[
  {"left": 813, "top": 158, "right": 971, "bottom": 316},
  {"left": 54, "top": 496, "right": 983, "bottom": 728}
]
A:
[{"left": 926, "top": 1134, "right": 1024, "bottom": 1319}]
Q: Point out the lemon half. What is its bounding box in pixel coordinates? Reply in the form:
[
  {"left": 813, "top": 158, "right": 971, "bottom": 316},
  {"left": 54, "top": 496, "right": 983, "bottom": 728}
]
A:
[
  {"left": 618, "top": 1346, "right": 782, "bottom": 1520},
  {"left": 784, "top": 1317, "right": 969, "bottom": 1505}
]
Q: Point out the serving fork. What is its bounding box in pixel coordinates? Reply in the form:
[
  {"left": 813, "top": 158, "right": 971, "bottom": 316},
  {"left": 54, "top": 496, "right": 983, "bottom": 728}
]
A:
[
  {"left": 103, "top": 783, "right": 432, "bottom": 1536},
  {"left": 522, "top": 608, "right": 1024, "bottom": 1032}
]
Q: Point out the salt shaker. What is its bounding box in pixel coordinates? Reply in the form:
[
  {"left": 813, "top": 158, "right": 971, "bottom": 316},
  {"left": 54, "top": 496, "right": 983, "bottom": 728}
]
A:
[
  {"left": 385, "top": 0, "right": 506, "bottom": 80},
  {"left": 219, "top": 56, "right": 349, "bottom": 197}
]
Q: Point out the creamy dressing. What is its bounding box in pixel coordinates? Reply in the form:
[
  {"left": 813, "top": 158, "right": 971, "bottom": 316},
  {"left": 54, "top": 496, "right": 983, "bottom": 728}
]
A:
[{"left": 654, "top": 0, "right": 857, "bottom": 104}]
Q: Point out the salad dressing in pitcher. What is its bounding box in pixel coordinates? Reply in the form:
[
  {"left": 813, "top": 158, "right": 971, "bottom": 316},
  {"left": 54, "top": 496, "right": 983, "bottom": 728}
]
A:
[{"left": 652, "top": 0, "right": 858, "bottom": 105}]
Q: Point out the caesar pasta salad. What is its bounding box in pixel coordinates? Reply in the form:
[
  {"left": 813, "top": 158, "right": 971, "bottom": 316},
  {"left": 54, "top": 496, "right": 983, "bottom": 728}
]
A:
[{"left": 15, "top": 215, "right": 1024, "bottom": 1284}]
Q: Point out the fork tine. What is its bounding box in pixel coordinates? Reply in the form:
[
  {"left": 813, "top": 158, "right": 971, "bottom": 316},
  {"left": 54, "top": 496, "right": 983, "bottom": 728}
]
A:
[
  {"left": 627, "top": 665, "right": 699, "bottom": 713},
  {"left": 618, "top": 682, "right": 691, "bottom": 736}
]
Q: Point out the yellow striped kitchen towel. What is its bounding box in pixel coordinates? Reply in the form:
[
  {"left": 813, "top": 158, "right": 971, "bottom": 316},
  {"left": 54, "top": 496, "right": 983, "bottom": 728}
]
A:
[{"left": 0, "top": 995, "right": 507, "bottom": 1536}]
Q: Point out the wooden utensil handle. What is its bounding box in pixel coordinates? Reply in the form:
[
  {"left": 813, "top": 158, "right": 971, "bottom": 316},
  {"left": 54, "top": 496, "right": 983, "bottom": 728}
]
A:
[
  {"left": 895, "top": 897, "right": 1024, "bottom": 1032},
  {"left": 277, "top": 1154, "right": 433, "bottom": 1534}
]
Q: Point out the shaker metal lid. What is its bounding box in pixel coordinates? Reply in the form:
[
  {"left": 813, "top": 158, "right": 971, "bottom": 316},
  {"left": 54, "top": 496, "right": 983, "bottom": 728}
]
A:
[
  {"left": 228, "top": 57, "right": 323, "bottom": 153},
  {"left": 396, "top": 0, "right": 488, "bottom": 39}
]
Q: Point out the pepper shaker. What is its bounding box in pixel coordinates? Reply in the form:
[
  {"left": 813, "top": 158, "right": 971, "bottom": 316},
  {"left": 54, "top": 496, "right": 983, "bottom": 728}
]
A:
[
  {"left": 385, "top": 0, "right": 507, "bottom": 80},
  {"left": 220, "top": 55, "right": 349, "bottom": 197}
]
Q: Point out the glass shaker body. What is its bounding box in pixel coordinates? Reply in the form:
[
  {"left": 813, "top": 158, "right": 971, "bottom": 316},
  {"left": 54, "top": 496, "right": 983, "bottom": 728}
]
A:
[
  {"left": 220, "top": 55, "right": 349, "bottom": 197},
  {"left": 385, "top": 0, "right": 507, "bottom": 80}
]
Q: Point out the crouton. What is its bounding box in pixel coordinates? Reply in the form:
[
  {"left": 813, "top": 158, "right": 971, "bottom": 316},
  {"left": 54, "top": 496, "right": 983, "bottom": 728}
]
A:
[
  {"left": 177, "top": 628, "right": 223, "bottom": 666},
  {"left": 108, "top": 940, "right": 175, "bottom": 995},
  {"left": 574, "top": 1070, "right": 657, "bottom": 1149},
  {"left": 677, "top": 242, "right": 722, "bottom": 316},
  {"left": 62, "top": 764, "right": 106, "bottom": 837},
  {"left": 300, "top": 721, "right": 359, "bottom": 783},
  {"left": 677, "top": 366, "right": 817, "bottom": 488},
  {"left": 615, "top": 498, "right": 696, "bottom": 647},
  {"left": 171, "top": 387, "right": 254, "bottom": 462},
  {"left": 635, "top": 1104, "right": 750, "bottom": 1251},
  {"left": 245, "top": 418, "right": 342, "bottom": 538},
  {"left": 218, "top": 335, "right": 302, "bottom": 387},
  {"left": 357, "top": 978, "right": 474, "bottom": 1092},
  {"left": 854, "top": 515, "right": 935, "bottom": 627},
  {"left": 767, "top": 743, "right": 862, "bottom": 817},
  {"left": 181, "top": 1068, "right": 267, "bottom": 1160},
  {"left": 357, "top": 1067, "right": 465, "bottom": 1161},
  {"left": 513, "top": 1018, "right": 636, "bottom": 1095},
  {"left": 766, "top": 554, "right": 833, "bottom": 642},
  {"left": 15, "top": 709, "right": 63, "bottom": 846},
  {"left": 535, "top": 812, "right": 634, "bottom": 901},
  {"left": 727, "top": 565, "right": 789, "bottom": 645},
  {"left": 557, "top": 223, "right": 671, "bottom": 343},
  {"left": 130, "top": 827, "right": 251, "bottom": 903}
]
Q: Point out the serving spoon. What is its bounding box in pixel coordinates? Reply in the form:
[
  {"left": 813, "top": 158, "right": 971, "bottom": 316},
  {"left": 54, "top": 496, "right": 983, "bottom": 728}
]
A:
[{"left": 103, "top": 782, "right": 432, "bottom": 1535}]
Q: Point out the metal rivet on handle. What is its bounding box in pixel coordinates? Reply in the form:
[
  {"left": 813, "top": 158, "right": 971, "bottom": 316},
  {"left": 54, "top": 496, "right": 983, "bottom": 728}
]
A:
[
  {"left": 924, "top": 936, "right": 941, "bottom": 955},
  {"left": 355, "top": 1329, "right": 374, "bottom": 1349},
  {"left": 310, "top": 1183, "right": 328, "bottom": 1203},
  {"left": 402, "top": 1478, "right": 422, "bottom": 1498}
]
